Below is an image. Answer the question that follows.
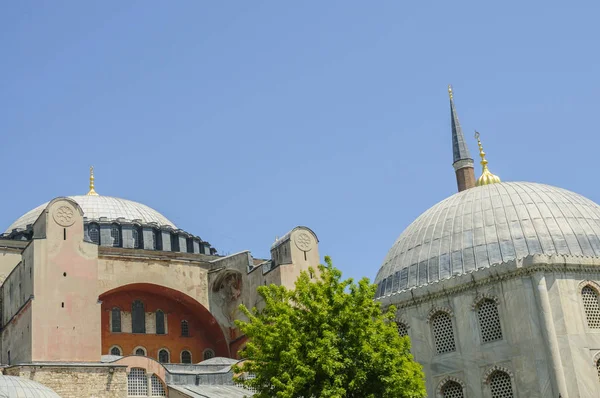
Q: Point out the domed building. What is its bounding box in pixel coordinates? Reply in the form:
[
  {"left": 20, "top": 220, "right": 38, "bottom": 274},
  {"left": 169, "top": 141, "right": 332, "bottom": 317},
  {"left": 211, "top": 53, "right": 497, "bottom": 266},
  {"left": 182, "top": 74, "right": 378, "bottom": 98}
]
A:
[
  {"left": 0, "top": 170, "right": 320, "bottom": 397},
  {"left": 375, "top": 87, "right": 600, "bottom": 397}
]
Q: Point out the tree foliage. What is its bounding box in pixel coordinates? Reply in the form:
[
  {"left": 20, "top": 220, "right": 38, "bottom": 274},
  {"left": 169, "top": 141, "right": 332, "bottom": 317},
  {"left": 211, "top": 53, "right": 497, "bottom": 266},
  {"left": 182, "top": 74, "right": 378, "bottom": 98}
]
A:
[{"left": 233, "top": 256, "right": 426, "bottom": 398}]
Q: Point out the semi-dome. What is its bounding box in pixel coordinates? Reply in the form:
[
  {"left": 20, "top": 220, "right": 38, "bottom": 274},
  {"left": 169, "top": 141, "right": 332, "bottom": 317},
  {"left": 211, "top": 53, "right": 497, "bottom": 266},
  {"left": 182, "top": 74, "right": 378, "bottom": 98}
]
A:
[
  {"left": 5, "top": 195, "right": 176, "bottom": 233},
  {"left": 0, "top": 375, "right": 61, "bottom": 397},
  {"left": 375, "top": 182, "right": 600, "bottom": 295}
]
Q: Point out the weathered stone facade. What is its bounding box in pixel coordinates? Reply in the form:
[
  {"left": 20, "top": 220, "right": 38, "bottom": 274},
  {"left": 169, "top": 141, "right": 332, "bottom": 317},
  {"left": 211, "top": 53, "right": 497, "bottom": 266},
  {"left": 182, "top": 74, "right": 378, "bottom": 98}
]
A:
[{"left": 4, "top": 364, "right": 128, "bottom": 398}]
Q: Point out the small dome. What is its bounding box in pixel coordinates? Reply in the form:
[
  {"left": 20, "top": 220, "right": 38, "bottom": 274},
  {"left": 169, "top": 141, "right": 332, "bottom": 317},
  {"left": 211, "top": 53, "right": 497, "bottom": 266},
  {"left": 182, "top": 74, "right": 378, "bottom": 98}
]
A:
[
  {"left": 376, "top": 182, "right": 600, "bottom": 294},
  {"left": 5, "top": 195, "right": 176, "bottom": 233},
  {"left": 0, "top": 376, "right": 61, "bottom": 397}
]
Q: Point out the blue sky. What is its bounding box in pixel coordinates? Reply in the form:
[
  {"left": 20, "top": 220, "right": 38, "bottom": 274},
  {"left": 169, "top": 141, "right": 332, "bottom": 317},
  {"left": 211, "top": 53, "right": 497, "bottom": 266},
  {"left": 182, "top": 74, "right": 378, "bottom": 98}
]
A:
[{"left": 1, "top": 1, "right": 599, "bottom": 282}]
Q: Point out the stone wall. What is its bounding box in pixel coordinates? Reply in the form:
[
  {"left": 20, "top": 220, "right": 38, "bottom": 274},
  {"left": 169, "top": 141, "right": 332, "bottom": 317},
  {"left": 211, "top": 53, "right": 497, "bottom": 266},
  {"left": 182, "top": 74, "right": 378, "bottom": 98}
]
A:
[{"left": 4, "top": 365, "right": 128, "bottom": 398}]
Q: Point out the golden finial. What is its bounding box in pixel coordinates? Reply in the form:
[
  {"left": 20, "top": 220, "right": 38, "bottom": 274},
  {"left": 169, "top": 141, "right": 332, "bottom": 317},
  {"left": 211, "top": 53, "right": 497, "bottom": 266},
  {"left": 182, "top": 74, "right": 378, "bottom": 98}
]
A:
[
  {"left": 448, "top": 84, "right": 454, "bottom": 100},
  {"left": 474, "top": 131, "right": 501, "bottom": 186},
  {"left": 87, "top": 166, "right": 99, "bottom": 196}
]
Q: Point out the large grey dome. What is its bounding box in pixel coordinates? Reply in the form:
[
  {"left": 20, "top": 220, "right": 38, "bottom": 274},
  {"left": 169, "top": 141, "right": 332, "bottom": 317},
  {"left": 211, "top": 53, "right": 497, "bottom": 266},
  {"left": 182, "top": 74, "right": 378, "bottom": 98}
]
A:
[
  {"left": 375, "top": 182, "right": 600, "bottom": 295},
  {"left": 0, "top": 376, "right": 61, "bottom": 397},
  {"left": 5, "top": 195, "right": 176, "bottom": 233}
]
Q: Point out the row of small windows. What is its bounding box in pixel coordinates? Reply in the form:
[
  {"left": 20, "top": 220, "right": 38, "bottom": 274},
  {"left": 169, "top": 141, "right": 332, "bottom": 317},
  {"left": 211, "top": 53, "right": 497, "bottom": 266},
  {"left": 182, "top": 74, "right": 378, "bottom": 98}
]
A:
[
  {"left": 127, "top": 368, "right": 166, "bottom": 397},
  {"left": 439, "top": 371, "right": 514, "bottom": 398},
  {"left": 88, "top": 223, "right": 200, "bottom": 252},
  {"left": 395, "top": 298, "right": 504, "bottom": 356},
  {"left": 111, "top": 301, "right": 191, "bottom": 336},
  {"left": 110, "top": 346, "right": 214, "bottom": 364}
]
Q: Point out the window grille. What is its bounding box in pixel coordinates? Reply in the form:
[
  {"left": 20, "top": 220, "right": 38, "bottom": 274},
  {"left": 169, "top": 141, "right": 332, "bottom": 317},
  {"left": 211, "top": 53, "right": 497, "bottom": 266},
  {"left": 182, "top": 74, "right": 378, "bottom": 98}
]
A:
[
  {"left": 132, "top": 300, "right": 146, "bottom": 333},
  {"left": 597, "top": 358, "right": 600, "bottom": 382},
  {"left": 181, "top": 350, "right": 192, "bottom": 364},
  {"left": 111, "top": 308, "right": 121, "bottom": 332},
  {"left": 478, "top": 299, "right": 503, "bottom": 343},
  {"left": 127, "top": 368, "right": 147, "bottom": 397},
  {"left": 203, "top": 349, "right": 215, "bottom": 360},
  {"left": 156, "top": 310, "right": 165, "bottom": 335},
  {"left": 181, "top": 320, "right": 189, "bottom": 337},
  {"left": 135, "top": 348, "right": 146, "bottom": 356},
  {"left": 431, "top": 312, "right": 456, "bottom": 354},
  {"left": 110, "top": 346, "right": 122, "bottom": 356},
  {"left": 582, "top": 286, "right": 600, "bottom": 328},
  {"left": 490, "top": 371, "right": 513, "bottom": 398},
  {"left": 158, "top": 349, "right": 169, "bottom": 364},
  {"left": 89, "top": 223, "right": 100, "bottom": 244},
  {"left": 150, "top": 374, "right": 166, "bottom": 396},
  {"left": 441, "top": 380, "right": 464, "bottom": 398},
  {"left": 111, "top": 224, "right": 121, "bottom": 247},
  {"left": 396, "top": 322, "right": 408, "bottom": 337},
  {"left": 132, "top": 227, "right": 143, "bottom": 249}
]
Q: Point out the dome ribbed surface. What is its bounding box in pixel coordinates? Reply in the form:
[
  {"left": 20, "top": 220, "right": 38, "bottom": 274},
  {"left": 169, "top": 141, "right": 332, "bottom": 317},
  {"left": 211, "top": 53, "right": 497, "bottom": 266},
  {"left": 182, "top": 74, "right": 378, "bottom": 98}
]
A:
[
  {"left": 5, "top": 195, "right": 176, "bottom": 233},
  {"left": 375, "top": 182, "right": 600, "bottom": 294},
  {"left": 0, "top": 376, "right": 61, "bottom": 397}
]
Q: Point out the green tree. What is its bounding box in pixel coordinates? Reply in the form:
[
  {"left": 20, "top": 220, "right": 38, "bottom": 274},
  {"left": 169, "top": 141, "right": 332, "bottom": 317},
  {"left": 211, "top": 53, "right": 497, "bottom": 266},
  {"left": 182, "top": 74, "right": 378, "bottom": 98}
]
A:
[{"left": 233, "top": 256, "right": 426, "bottom": 398}]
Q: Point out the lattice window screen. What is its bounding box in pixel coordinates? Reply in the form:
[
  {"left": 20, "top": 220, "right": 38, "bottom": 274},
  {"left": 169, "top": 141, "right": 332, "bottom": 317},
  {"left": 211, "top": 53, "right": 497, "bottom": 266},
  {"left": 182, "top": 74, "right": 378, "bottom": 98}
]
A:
[
  {"left": 132, "top": 300, "right": 145, "bottom": 333},
  {"left": 582, "top": 286, "right": 600, "bottom": 328},
  {"left": 111, "top": 308, "right": 121, "bottom": 332},
  {"left": 181, "top": 320, "right": 189, "bottom": 337},
  {"left": 111, "top": 225, "right": 121, "bottom": 247},
  {"left": 150, "top": 374, "right": 166, "bottom": 397},
  {"left": 181, "top": 350, "right": 192, "bottom": 364},
  {"left": 431, "top": 312, "right": 456, "bottom": 354},
  {"left": 89, "top": 224, "right": 100, "bottom": 244},
  {"left": 478, "top": 299, "right": 503, "bottom": 343},
  {"left": 490, "top": 371, "right": 513, "bottom": 398},
  {"left": 597, "top": 358, "right": 600, "bottom": 382},
  {"left": 441, "top": 380, "right": 464, "bottom": 398},
  {"left": 203, "top": 349, "right": 215, "bottom": 360},
  {"left": 158, "top": 349, "right": 169, "bottom": 364},
  {"left": 110, "top": 346, "right": 121, "bottom": 356},
  {"left": 156, "top": 311, "right": 165, "bottom": 335},
  {"left": 396, "top": 322, "right": 408, "bottom": 337},
  {"left": 127, "top": 368, "right": 147, "bottom": 397}
]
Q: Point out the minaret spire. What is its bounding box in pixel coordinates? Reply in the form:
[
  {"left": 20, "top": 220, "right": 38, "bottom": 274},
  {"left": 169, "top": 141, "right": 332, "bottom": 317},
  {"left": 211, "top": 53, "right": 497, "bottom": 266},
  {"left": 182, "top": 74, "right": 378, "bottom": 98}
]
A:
[
  {"left": 87, "top": 166, "right": 99, "bottom": 196},
  {"left": 448, "top": 85, "right": 475, "bottom": 192}
]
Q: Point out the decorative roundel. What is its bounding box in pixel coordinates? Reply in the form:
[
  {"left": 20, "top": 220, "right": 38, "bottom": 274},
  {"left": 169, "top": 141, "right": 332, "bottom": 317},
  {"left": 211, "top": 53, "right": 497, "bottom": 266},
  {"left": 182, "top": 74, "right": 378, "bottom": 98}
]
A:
[
  {"left": 294, "top": 231, "right": 313, "bottom": 252},
  {"left": 53, "top": 205, "right": 75, "bottom": 227}
]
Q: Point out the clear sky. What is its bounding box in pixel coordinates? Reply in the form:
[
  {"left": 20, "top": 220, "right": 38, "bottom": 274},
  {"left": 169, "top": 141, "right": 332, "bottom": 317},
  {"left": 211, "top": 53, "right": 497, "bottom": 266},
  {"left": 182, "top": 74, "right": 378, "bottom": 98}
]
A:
[{"left": 1, "top": 1, "right": 599, "bottom": 283}]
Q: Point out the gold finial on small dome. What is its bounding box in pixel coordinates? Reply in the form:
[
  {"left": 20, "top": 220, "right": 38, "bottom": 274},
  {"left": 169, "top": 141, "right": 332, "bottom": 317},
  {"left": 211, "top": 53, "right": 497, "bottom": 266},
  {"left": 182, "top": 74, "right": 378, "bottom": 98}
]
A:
[
  {"left": 474, "top": 131, "right": 501, "bottom": 186},
  {"left": 87, "top": 166, "right": 99, "bottom": 196},
  {"left": 448, "top": 84, "right": 454, "bottom": 99}
]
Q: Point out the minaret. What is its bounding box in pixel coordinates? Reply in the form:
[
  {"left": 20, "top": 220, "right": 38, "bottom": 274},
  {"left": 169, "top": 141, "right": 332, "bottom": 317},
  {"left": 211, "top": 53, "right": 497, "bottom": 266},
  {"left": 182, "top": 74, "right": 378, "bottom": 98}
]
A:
[
  {"left": 448, "top": 85, "right": 476, "bottom": 192},
  {"left": 87, "top": 166, "right": 99, "bottom": 196}
]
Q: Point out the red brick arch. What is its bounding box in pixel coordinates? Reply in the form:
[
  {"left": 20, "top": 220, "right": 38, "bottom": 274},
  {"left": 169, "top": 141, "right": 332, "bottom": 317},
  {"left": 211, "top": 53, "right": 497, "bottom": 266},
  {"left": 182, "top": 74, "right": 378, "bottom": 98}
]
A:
[{"left": 100, "top": 283, "right": 229, "bottom": 362}]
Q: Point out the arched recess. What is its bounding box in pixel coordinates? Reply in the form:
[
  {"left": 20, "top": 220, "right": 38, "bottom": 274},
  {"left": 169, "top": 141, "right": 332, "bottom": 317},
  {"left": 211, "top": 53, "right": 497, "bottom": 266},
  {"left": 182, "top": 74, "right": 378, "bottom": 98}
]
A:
[{"left": 99, "top": 283, "right": 229, "bottom": 360}]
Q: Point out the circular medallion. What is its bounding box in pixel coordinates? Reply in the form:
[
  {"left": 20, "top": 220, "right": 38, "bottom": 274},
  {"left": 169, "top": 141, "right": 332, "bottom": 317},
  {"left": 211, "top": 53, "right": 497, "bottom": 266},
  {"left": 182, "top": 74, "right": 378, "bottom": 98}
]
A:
[
  {"left": 294, "top": 231, "right": 313, "bottom": 252},
  {"left": 53, "top": 205, "right": 75, "bottom": 227}
]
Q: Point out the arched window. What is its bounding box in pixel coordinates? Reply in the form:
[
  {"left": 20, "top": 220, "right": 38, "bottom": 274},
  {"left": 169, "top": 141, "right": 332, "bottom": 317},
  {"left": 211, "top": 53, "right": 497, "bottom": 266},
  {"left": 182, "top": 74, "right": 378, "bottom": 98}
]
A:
[
  {"left": 431, "top": 311, "right": 456, "bottom": 354},
  {"left": 132, "top": 300, "right": 145, "bottom": 333},
  {"left": 88, "top": 223, "right": 100, "bottom": 244},
  {"left": 150, "top": 374, "right": 167, "bottom": 396},
  {"left": 396, "top": 321, "right": 408, "bottom": 337},
  {"left": 111, "top": 224, "right": 121, "bottom": 247},
  {"left": 134, "top": 347, "right": 146, "bottom": 356},
  {"left": 127, "top": 368, "right": 148, "bottom": 396},
  {"left": 181, "top": 320, "right": 189, "bottom": 337},
  {"left": 156, "top": 310, "right": 165, "bottom": 335},
  {"left": 110, "top": 346, "right": 122, "bottom": 356},
  {"left": 489, "top": 371, "right": 514, "bottom": 398},
  {"left": 181, "top": 350, "right": 192, "bottom": 364},
  {"left": 582, "top": 285, "right": 600, "bottom": 328},
  {"left": 477, "top": 298, "right": 503, "bottom": 343},
  {"left": 171, "top": 233, "right": 180, "bottom": 252},
  {"left": 441, "top": 380, "right": 464, "bottom": 398},
  {"left": 111, "top": 308, "right": 121, "bottom": 332},
  {"left": 203, "top": 349, "right": 215, "bottom": 361},
  {"left": 158, "top": 349, "right": 169, "bottom": 364},
  {"left": 132, "top": 226, "right": 143, "bottom": 249},
  {"left": 153, "top": 229, "right": 162, "bottom": 250}
]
